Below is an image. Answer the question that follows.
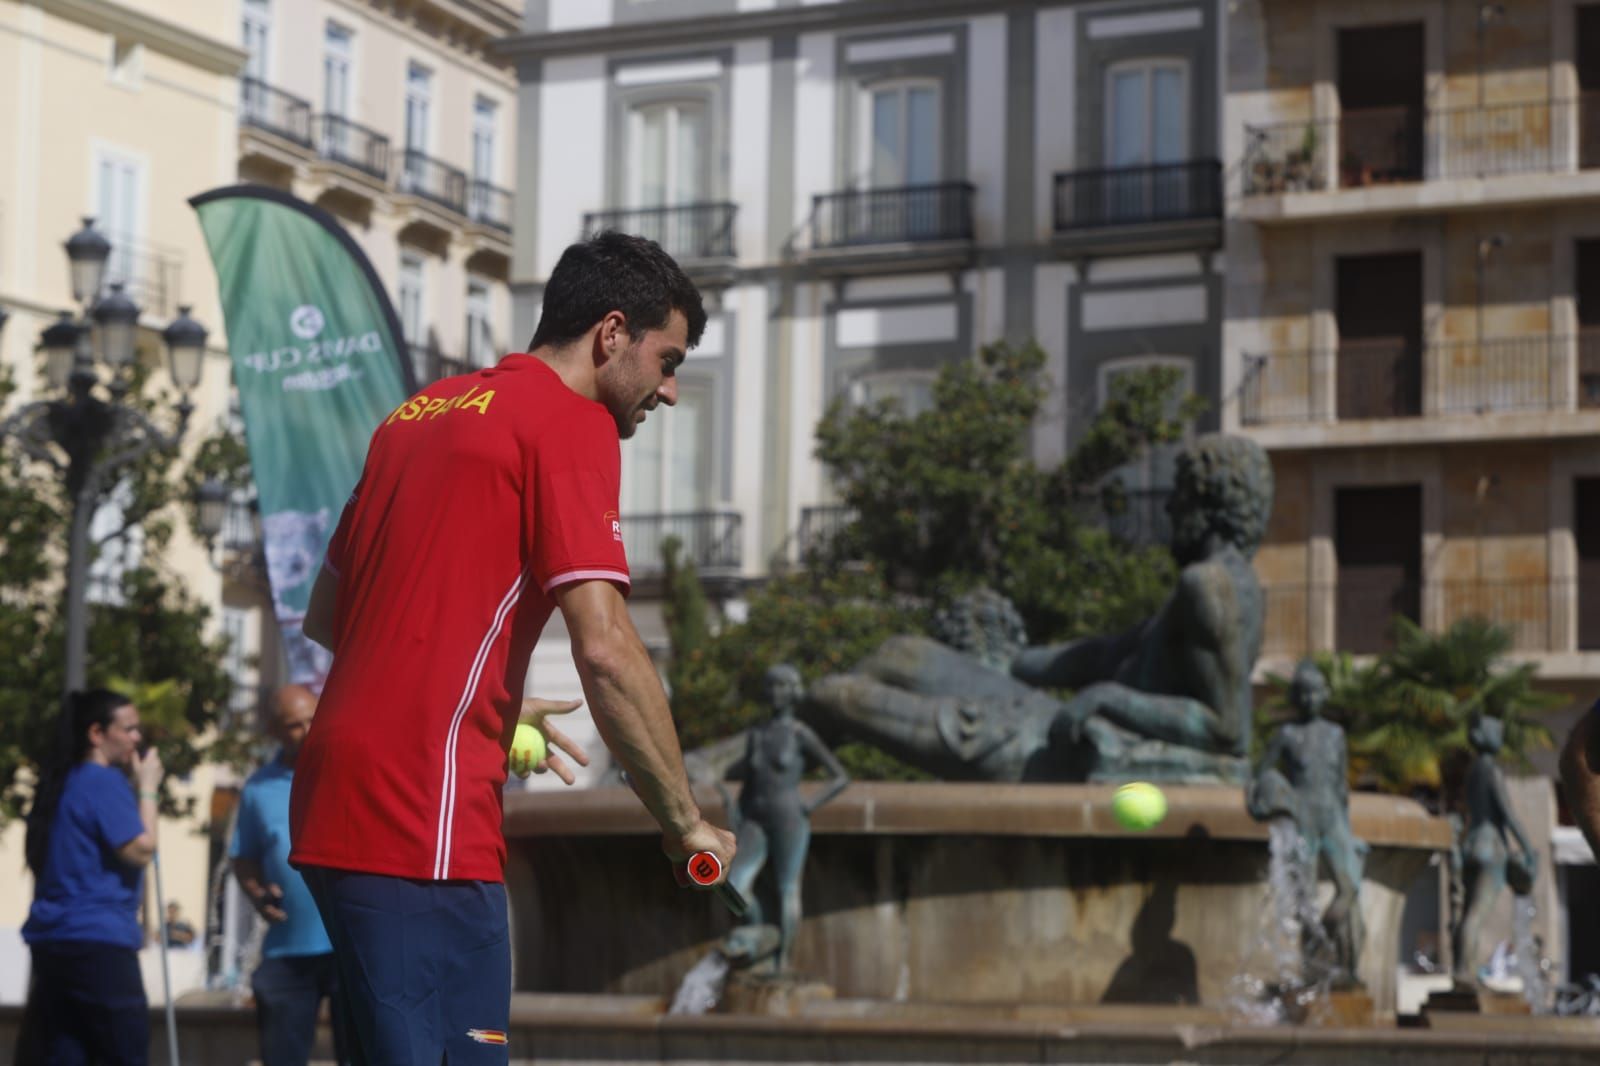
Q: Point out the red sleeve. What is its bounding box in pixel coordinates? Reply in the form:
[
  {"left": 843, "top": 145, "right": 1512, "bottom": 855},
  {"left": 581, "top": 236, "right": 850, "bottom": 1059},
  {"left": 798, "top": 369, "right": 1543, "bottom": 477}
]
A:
[{"left": 530, "top": 405, "right": 631, "bottom": 595}]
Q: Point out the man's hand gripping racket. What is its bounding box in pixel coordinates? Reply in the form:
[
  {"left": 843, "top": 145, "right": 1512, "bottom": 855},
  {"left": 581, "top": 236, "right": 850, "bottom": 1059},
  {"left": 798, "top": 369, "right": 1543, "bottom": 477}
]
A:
[
  {"left": 674, "top": 849, "right": 748, "bottom": 918},
  {"left": 621, "top": 771, "right": 745, "bottom": 917}
]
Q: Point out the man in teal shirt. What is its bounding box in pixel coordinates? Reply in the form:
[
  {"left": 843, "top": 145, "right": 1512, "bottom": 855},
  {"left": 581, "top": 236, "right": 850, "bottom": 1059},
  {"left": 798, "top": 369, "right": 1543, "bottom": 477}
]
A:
[{"left": 231, "top": 685, "right": 348, "bottom": 1066}]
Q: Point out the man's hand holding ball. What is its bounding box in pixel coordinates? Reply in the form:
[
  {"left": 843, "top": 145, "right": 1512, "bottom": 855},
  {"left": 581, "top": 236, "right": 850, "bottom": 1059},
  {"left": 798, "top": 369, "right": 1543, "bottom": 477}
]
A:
[{"left": 510, "top": 697, "right": 590, "bottom": 785}]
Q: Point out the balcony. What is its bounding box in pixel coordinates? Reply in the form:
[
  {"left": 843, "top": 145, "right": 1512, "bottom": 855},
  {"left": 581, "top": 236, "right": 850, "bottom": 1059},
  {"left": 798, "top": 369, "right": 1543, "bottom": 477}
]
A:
[
  {"left": 1239, "top": 97, "right": 1600, "bottom": 223},
  {"left": 468, "top": 180, "right": 513, "bottom": 233},
  {"left": 805, "top": 182, "right": 975, "bottom": 275},
  {"left": 620, "top": 511, "right": 743, "bottom": 577},
  {"left": 412, "top": 344, "right": 472, "bottom": 386},
  {"left": 239, "top": 78, "right": 314, "bottom": 178},
  {"left": 241, "top": 78, "right": 313, "bottom": 146},
  {"left": 1239, "top": 334, "right": 1600, "bottom": 446},
  {"left": 102, "top": 231, "right": 183, "bottom": 319},
  {"left": 583, "top": 203, "right": 736, "bottom": 271},
  {"left": 1052, "top": 161, "right": 1222, "bottom": 258},
  {"left": 796, "top": 504, "right": 858, "bottom": 562},
  {"left": 398, "top": 149, "right": 467, "bottom": 213},
  {"left": 315, "top": 114, "right": 390, "bottom": 182},
  {"left": 1260, "top": 579, "right": 1567, "bottom": 662}
]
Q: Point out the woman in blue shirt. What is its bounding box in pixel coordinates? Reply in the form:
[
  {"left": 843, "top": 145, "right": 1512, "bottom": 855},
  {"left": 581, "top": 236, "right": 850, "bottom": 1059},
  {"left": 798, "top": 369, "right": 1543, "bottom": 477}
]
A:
[{"left": 22, "top": 688, "right": 166, "bottom": 1065}]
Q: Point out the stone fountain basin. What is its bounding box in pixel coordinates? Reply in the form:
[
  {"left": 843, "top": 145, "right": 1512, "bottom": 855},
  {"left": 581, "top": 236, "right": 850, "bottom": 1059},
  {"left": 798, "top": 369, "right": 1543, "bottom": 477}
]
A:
[{"left": 503, "top": 783, "right": 1450, "bottom": 1018}]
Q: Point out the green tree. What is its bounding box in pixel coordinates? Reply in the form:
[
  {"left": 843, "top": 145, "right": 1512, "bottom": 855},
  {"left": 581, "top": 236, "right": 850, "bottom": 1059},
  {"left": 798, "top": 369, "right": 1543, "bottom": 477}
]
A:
[
  {"left": 0, "top": 365, "right": 250, "bottom": 824},
  {"left": 664, "top": 340, "right": 1200, "bottom": 778},
  {"left": 1260, "top": 617, "right": 1561, "bottom": 806}
]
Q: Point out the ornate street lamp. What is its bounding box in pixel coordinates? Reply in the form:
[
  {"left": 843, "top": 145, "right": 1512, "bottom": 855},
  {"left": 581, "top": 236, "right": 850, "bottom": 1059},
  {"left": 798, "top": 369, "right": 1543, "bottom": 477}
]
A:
[
  {"left": 0, "top": 218, "right": 211, "bottom": 697},
  {"left": 194, "top": 476, "right": 230, "bottom": 546}
]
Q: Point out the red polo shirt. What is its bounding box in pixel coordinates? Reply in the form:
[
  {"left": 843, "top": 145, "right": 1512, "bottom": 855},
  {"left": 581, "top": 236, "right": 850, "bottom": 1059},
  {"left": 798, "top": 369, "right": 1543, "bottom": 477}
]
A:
[{"left": 289, "top": 355, "right": 629, "bottom": 882}]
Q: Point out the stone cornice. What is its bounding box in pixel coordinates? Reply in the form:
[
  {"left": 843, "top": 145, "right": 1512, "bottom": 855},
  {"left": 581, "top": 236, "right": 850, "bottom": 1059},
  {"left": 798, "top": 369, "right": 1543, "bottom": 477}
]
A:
[
  {"left": 494, "top": 0, "right": 1039, "bottom": 61},
  {"left": 31, "top": 0, "right": 247, "bottom": 77}
]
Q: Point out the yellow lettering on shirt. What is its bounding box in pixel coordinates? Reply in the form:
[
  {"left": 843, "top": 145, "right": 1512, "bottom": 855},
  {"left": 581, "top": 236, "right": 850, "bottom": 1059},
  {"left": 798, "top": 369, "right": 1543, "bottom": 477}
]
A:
[{"left": 385, "top": 387, "right": 496, "bottom": 427}]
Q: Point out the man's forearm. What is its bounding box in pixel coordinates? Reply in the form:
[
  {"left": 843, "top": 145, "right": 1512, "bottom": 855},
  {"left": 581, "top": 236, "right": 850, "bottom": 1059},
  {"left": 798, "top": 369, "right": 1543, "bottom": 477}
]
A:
[
  {"left": 1561, "top": 706, "right": 1600, "bottom": 859},
  {"left": 576, "top": 639, "right": 700, "bottom": 837}
]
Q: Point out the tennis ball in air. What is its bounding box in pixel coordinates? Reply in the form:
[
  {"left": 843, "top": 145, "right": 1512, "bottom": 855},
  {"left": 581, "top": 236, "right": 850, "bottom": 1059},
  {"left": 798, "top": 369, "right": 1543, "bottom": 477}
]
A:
[
  {"left": 509, "top": 723, "right": 547, "bottom": 778},
  {"left": 1112, "top": 782, "right": 1167, "bottom": 831}
]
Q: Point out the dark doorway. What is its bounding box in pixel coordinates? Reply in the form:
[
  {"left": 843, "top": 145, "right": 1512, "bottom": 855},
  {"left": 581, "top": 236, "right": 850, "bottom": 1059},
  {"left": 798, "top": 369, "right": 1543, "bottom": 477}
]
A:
[
  {"left": 1336, "top": 485, "right": 1422, "bottom": 654},
  {"left": 1580, "top": 6, "right": 1600, "bottom": 169},
  {"left": 1576, "top": 478, "right": 1600, "bottom": 649},
  {"left": 1338, "top": 23, "right": 1424, "bottom": 185},
  {"left": 1579, "top": 240, "right": 1600, "bottom": 408},
  {"left": 1337, "top": 252, "right": 1422, "bottom": 420}
]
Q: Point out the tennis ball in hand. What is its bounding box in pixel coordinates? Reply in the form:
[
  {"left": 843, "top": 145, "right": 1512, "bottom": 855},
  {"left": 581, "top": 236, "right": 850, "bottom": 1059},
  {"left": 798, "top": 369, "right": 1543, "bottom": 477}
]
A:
[
  {"left": 1112, "top": 782, "right": 1167, "bottom": 831},
  {"left": 509, "top": 723, "right": 547, "bottom": 778}
]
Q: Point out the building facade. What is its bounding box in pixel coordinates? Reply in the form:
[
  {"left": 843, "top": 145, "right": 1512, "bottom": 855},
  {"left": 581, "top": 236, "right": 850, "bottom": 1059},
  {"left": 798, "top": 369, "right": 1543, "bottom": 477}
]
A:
[
  {"left": 0, "top": 0, "right": 244, "bottom": 1000},
  {"left": 501, "top": 0, "right": 1229, "bottom": 761},
  {"left": 1224, "top": 0, "right": 1600, "bottom": 982},
  {"left": 218, "top": 0, "right": 521, "bottom": 746}
]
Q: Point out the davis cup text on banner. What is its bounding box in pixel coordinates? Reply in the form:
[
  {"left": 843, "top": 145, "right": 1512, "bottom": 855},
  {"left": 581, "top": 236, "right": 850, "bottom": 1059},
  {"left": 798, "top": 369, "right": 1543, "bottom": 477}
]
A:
[{"left": 190, "top": 186, "right": 415, "bottom": 687}]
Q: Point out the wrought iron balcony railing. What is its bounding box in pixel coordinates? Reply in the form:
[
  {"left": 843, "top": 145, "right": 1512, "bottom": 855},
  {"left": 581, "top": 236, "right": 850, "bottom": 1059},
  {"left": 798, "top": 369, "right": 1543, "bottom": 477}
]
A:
[
  {"left": 582, "top": 203, "right": 737, "bottom": 261},
  {"left": 240, "top": 78, "right": 313, "bottom": 147},
  {"left": 1261, "top": 579, "right": 1565, "bottom": 657},
  {"left": 1240, "top": 335, "right": 1593, "bottom": 426},
  {"left": 620, "top": 511, "right": 743, "bottom": 575},
  {"left": 796, "top": 505, "right": 858, "bottom": 561},
  {"left": 1243, "top": 98, "right": 1582, "bottom": 196},
  {"left": 316, "top": 114, "right": 390, "bottom": 182},
  {"left": 398, "top": 149, "right": 467, "bottom": 214},
  {"left": 1053, "top": 161, "right": 1222, "bottom": 231},
  {"left": 811, "top": 182, "right": 975, "bottom": 249},
  {"left": 412, "top": 344, "right": 471, "bottom": 385},
  {"left": 468, "top": 180, "right": 514, "bottom": 232}
]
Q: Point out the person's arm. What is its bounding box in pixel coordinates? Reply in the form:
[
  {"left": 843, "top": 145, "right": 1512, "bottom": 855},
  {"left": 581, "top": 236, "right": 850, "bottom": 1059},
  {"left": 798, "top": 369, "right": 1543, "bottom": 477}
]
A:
[
  {"left": 797, "top": 723, "right": 850, "bottom": 815},
  {"left": 231, "top": 857, "right": 287, "bottom": 923},
  {"left": 555, "top": 579, "right": 735, "bottom": 870},
  {"left": 1561, "top": 704, "right": 1600, "bottom": 860},
  {"left": 1491, "top": 763, "right": 1536, "bottom": 861},
  {"left": 1011, "top": 622, "right": 1147, "bottom": 689},
  {"left": 304, "top": 565, "right": 337, "bottom": 653},
  {"left": 114, "top": 749, "right": 163, "bottom": 867}
]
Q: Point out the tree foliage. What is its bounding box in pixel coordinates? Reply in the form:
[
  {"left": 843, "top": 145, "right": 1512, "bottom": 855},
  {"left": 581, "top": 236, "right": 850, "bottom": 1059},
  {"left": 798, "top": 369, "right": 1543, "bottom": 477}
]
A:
[
  {"left": 664, "top": 340, "right": 1201, "bottom": 777},
  {"left": 0, "top": 363, "right": 248, "bottom": 825},
  {"left": 1259, "top": 617, "right": 1561, "bottom": 807}
]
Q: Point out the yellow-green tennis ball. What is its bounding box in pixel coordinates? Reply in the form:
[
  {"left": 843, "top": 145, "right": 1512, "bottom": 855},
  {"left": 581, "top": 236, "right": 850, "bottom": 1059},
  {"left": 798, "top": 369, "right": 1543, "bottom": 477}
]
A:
[
  {"left": 1113, "top": 782, "right": 1167, "bottom": 831},
  {"left": 510, "top": 723, "right": 546, "bottom": 778}
]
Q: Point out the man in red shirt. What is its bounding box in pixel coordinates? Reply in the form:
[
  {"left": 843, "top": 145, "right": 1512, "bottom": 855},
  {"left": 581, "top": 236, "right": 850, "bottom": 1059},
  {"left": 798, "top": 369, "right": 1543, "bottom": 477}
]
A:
[{"left": 293, "top": 232, "right": 735, "bottom": 1062}]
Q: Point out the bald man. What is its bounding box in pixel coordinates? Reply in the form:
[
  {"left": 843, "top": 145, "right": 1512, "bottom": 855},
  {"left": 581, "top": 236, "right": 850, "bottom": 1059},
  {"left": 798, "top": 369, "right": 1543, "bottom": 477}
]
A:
[{"left": 231, "top": 686, "right": 349, "bottom": 1066}]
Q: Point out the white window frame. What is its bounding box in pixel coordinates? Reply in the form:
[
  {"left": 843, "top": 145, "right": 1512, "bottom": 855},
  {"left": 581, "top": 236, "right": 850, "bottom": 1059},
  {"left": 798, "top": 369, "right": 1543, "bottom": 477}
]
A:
[
  {"left": 405, "top": 62, "right": 434, "bottom": 154},
  {"left": 856, "top": 77, "right": 943, "bottom": 188},
  {"left": 323, "top": 21, "right": 355, "bottom": 119},
  {"left": 847, "top": 368, "right": 940, "bottom": 417},
  {"left": 398, "top": 253, "right": 427, "bottom": 345},
  {"left": 472, "top": 96, "right": 498, "bottom": 185},
  {"left": 621, "top": 371, "right": 716, "bottom": 516},
  {"left": 466, "top": 279, "right": 493, "bottom": 367},
  {"left": 242, "top": 0, "right": 272, "bottom": 85},
  {"left": 90, "top": 142, "right": 147, "bottom": 294},
  {"left": 1103, "top": 57, "right": 1190, "bottom": 168},
  {"left": 1098, "top": 354, "right": 1194, "bottom": 491},
  {"left": 625, "top": 97, "right": 710, "bottom": 208}
]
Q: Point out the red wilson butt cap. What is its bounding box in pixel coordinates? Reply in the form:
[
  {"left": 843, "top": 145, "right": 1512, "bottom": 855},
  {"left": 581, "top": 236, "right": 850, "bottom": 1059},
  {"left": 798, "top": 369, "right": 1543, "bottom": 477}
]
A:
[{"left": 687, "top": 851, "right": 722, "bottom": 886}]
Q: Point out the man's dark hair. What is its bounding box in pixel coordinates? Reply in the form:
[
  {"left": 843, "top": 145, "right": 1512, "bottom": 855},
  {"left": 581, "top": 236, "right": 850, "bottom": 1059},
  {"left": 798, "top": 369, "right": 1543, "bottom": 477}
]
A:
[{"left": 529, "top": 231, "right": 706, "bottom": 351}]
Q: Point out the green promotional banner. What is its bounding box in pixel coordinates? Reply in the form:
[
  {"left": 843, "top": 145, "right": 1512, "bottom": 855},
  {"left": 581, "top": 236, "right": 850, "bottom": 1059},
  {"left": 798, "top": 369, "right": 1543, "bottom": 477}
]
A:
[{"left": 191, "top": 186, "right": 415, "bottom": 685}]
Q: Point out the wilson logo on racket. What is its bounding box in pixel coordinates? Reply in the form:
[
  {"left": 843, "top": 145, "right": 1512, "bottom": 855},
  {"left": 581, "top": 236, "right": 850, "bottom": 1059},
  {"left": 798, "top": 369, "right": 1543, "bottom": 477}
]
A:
[{"left": 690, "top": 855, "right": 720, "bottom": 884}]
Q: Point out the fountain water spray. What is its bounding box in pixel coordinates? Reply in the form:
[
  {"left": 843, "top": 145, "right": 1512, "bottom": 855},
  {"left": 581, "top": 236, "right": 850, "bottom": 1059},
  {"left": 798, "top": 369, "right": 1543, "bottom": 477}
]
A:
[
  {"left": 1227, "top": 819, "right": 1337, "bottom": 1024},
  {"left": 669, "top": 950, "right": 731, "bottom": 1015}
]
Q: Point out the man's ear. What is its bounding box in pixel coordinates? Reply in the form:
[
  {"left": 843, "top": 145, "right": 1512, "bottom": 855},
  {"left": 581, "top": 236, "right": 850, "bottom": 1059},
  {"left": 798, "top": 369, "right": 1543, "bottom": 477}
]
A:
[{"left": 596, "top": 311, "right": 628, "bottom": 362}]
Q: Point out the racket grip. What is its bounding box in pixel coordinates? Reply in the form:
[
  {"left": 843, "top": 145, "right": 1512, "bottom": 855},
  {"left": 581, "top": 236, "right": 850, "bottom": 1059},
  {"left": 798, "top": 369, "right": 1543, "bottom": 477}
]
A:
[{"left": 682, "top": 851, "right": 749, "bottom": 918}]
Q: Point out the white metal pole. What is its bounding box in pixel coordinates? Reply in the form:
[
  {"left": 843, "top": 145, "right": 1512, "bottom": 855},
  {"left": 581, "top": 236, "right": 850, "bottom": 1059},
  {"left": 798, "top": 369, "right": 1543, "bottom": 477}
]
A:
[{"left": 152, "top": 851, "right": 179, "bottom": 1066}]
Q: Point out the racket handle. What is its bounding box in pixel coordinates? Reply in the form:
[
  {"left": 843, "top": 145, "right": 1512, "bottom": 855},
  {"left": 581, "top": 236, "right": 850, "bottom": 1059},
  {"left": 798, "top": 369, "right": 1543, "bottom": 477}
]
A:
[{"left": 682, "top": 851, "right": 749, "bottom": 918}]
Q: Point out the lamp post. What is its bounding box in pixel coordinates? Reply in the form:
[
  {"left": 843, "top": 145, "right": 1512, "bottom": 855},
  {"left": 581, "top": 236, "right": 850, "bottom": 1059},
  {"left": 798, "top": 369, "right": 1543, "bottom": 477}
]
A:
[{"left": 0, "top": 217, "right": 213, "bottom": 698}]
